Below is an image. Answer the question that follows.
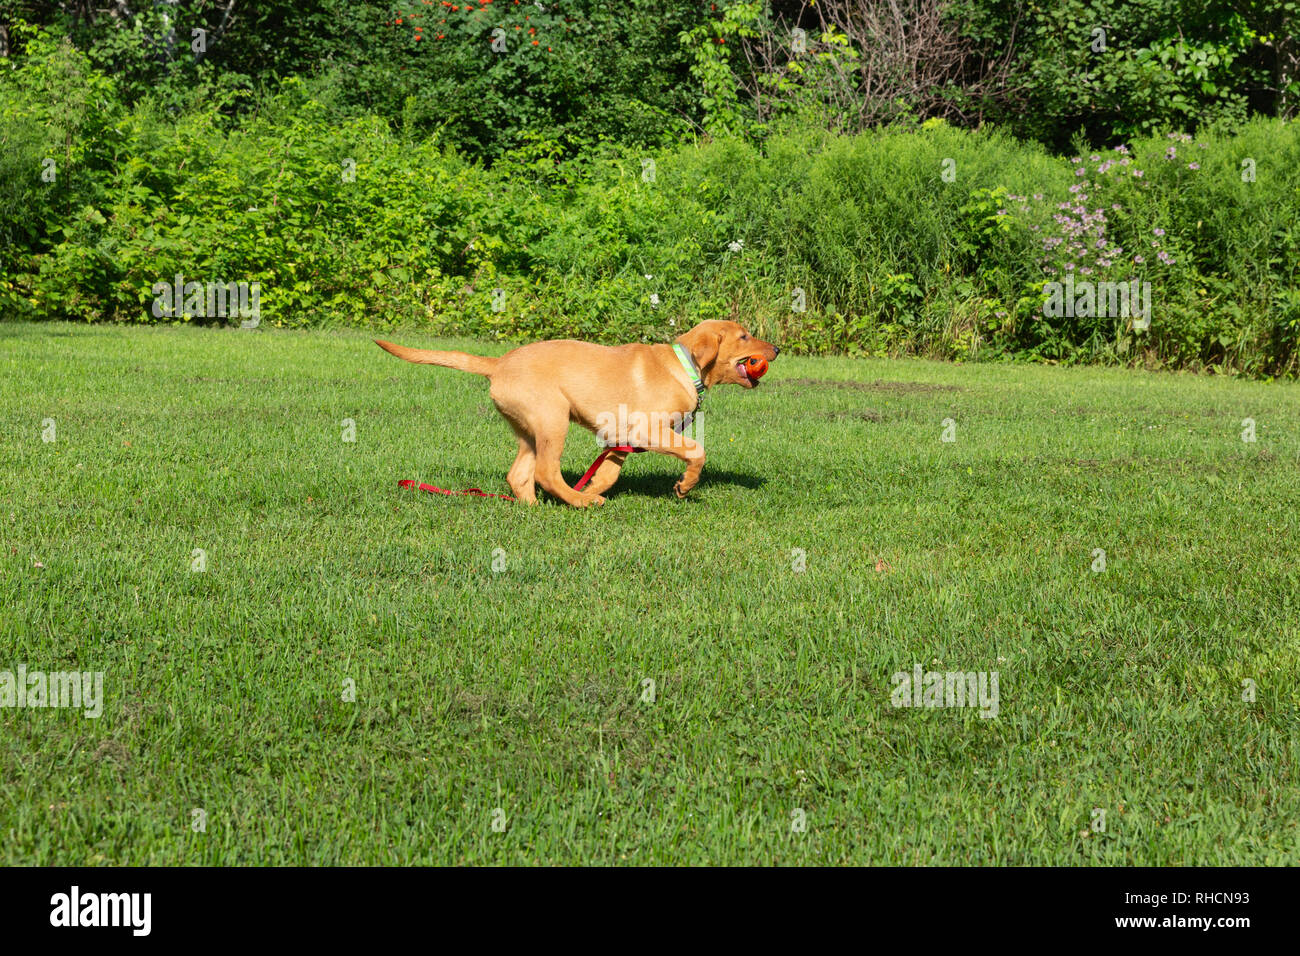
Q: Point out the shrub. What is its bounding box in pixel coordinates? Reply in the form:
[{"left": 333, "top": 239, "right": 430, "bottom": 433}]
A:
[{"left": 3, "top": 22, "right": 1297, "bottom": 376}]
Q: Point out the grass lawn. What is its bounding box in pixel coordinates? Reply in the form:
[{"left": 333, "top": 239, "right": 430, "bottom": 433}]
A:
[{"left": 1, "top": 321, "right": 1297, "bottom": 865}]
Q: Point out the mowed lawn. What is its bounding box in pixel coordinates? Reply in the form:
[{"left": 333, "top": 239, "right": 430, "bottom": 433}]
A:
[{"left": 1, "top": 321, "right": 1298, "bottom": 865}]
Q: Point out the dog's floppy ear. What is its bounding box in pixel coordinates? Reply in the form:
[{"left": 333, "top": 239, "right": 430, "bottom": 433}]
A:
[{"left": 679, "top": 323, "right": 722, "bottom": 376}]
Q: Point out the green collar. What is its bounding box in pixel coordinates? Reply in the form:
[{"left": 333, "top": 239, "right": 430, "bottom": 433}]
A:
[{"left": 672, "top": 343, "right": 706, "bottom": 408}]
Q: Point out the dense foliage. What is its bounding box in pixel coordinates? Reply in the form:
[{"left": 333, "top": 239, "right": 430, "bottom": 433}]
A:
[{"left": 2, "top": 3, "right": 1298, "bottom": 374}]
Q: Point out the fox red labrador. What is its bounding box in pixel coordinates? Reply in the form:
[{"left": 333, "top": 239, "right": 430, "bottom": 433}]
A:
[{"left": 375, "top": 320, "right": 778, "bottom": 506}]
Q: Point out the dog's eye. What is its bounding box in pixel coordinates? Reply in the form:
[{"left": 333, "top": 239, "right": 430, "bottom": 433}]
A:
[{"left": 741, "top": 334, "right": 749, "bottom": 341}]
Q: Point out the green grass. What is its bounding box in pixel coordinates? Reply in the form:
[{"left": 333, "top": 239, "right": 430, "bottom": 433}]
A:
[{"left": 2, "top": 321, "right": 1298, "bottom": 865}]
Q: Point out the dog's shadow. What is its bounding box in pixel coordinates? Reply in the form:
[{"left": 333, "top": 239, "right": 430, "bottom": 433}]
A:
[{"left": 576, "top": 468, "right": 766, "bottom": 499}]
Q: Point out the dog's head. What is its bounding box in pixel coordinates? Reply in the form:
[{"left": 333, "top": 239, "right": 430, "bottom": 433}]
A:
[{"left": 676, "top": 320, "right": 779, "bottom": 389}]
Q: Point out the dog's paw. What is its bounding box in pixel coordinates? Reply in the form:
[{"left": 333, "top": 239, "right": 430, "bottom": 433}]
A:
[{"left": 673, "top": 482, "right": 690, "bottom": 499}]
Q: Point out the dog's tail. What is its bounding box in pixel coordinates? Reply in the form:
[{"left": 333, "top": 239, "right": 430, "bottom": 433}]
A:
[{"left": 373, "top": 340, "right": 499, "bottom": 377}]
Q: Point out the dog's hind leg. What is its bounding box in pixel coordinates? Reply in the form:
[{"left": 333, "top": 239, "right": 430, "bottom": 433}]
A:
[
  {"left": 534, "top": 434, "right": 606, "bottom": 507},
  {"left": 582, "top": 448, "right": 629, "bottom": 497},
  {"left": 494, "top": 388, "right": 603, "bottom": 507},
  {"left": 526, "top": 412, "right": 605, "bottom": 508},
  {"left": 506, "top": 432, "right": 538, "bottom": 504}
]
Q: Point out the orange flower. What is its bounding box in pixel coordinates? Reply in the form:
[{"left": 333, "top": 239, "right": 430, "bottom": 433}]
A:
[{"left": 531, "top": 39, "right": 538, "bottom": 44}]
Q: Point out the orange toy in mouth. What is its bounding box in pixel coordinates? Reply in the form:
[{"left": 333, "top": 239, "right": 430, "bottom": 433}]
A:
[{"left": 742, "top": 355, "right": 769, "bottom": 380}]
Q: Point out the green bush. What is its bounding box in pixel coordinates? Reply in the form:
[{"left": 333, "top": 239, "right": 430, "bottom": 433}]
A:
[
  {"left": 3, "top": 22, "right": 1298, "bottom": 376},
  {"left": 0, "top": 25, "right": 123, "bottom": 308},
  {"left": 947, "top": 0, "right": 1290, "bottom": 147}
]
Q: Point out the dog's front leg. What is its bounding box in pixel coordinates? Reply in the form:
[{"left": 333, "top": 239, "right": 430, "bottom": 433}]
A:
[
  {"left": 672, "top": 438, "right": 705, "bottom": 497},
  {"left": 645, "top": 423, "right": 705, "bottom": 498}
]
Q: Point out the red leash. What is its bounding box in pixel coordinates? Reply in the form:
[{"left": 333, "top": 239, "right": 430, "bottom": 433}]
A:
[
  {"left": 573, "top": 445, "right": 645, "bottom": 491},
  {"left": 397, "top": 480, "right": 516, "bottom": 501},
  {"left": 400, "top": 445, "right": 645, "bottom": 502}
]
